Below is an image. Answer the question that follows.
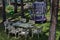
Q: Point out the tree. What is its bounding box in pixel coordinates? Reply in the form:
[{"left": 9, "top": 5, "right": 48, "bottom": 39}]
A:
[
  {"left": 20, "top": 0, "right": 24, "bottom": 18},
  {"left": 48, "top": 0, "right": 59, "bottom": 40},
  {"left": 2, "top": 0, "right": 6, "bottom": 22},
  {"left": 14, "top": 0, "right": 17, "bottom": 13}
]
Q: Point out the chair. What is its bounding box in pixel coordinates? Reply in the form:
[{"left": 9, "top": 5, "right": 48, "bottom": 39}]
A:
[
  {"left": 18, "top": 29, "right": 29, "bottom": 40},
  {"left": 4, "top": 19, "right": 10, "bottom": 32},
  {"left": 8, "top": 28, "right": 17, "bottom": 38},
  {"left": 8, "top": 28, "right": 23, "bottom": 38},
  {"left": 32, "top": 26, "right": 43, "bottom": 39},
  {"left": 3, "top": 19, "right": 18, "bottom": 38}
]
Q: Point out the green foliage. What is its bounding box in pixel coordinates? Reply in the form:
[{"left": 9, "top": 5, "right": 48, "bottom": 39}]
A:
[
  {"left": 25, "top": 13, "right": 31, "bottom": 19},
  {"left": 5, "top": 5, "right": 14, "bottom": 14}
]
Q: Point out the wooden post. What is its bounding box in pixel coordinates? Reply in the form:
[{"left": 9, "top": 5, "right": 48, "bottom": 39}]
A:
[
  {"left": 14, "top": 0, "right": 17, "bottom": 13},
  {"left": 48, "top": 0, "right": 59, "bottom": 40},
  {"left": 2, "top": 0, "right": 6, "bottom": 22}
]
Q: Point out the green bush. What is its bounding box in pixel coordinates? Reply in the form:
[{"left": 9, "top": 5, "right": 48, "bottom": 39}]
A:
[{"left": 5, "top": 5, "right": 14, "bottom": 13}]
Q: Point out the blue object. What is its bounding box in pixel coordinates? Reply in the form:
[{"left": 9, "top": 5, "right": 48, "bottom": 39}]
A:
[{"left": 32, "top": 1, "right": 46, "bottom": 22}]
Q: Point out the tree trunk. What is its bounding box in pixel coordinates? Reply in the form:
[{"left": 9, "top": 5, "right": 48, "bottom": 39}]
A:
[
  {"left": 20, "top": 0, "right": 24, "bottom": 18},
  {"left": 14, "top": 0, "right": 17, "bottom": 13},
  {"left": 2, "top": 0, "right": 6, "bottom": 22},
  {"left": 48, "top": 0, "right": 59, "bottom": 40}
]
